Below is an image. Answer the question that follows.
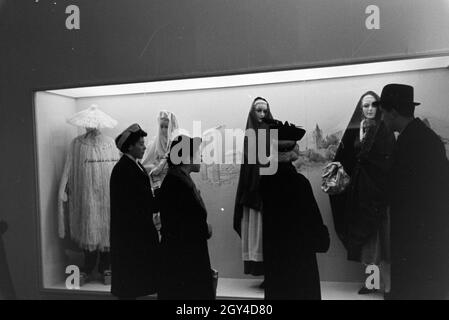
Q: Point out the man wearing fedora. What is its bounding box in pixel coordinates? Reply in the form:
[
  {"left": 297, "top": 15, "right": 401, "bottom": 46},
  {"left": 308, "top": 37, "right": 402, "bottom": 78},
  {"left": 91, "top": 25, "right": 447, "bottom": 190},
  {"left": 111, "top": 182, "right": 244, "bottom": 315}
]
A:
[{"left": 375, "top": 84, "right": 449, "bottom": 299}]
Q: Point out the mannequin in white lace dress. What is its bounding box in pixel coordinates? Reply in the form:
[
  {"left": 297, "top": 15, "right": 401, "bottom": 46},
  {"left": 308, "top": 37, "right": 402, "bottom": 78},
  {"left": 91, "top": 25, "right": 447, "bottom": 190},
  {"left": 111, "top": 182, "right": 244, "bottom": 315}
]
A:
[{"left": 58, "top": 105, "right": 120, "bottom": 284}]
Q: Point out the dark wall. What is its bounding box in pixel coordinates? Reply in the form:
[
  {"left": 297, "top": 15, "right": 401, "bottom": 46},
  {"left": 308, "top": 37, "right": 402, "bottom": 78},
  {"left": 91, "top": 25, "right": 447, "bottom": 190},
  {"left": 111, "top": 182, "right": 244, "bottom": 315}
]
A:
[{"left": 1, "top": 0, "right": 448, "bottom": 298}]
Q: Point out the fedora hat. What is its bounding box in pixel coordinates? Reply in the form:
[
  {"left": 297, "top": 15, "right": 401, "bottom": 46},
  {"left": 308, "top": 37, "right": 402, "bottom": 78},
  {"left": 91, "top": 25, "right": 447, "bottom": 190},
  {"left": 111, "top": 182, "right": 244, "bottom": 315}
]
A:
[{"left": 373, "top": 84, "right": 420, "bottom": 110}]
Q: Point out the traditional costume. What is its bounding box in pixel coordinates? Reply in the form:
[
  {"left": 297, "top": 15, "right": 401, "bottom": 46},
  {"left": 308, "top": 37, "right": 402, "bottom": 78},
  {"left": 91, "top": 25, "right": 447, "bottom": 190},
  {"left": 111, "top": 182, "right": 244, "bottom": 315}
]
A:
[
  {"left": 234, "top": 97, "right": 273, "bottom": 276},
  {"left": 58, "top": 105, "right": 120, "bottom": 279}
]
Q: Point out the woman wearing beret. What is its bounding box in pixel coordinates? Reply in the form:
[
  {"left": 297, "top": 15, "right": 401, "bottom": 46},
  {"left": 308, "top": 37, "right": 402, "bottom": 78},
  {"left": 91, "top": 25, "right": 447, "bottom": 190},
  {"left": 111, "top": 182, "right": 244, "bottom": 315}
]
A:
[{"left": 110, "top": 124, "right": 160, "bottom": 299}]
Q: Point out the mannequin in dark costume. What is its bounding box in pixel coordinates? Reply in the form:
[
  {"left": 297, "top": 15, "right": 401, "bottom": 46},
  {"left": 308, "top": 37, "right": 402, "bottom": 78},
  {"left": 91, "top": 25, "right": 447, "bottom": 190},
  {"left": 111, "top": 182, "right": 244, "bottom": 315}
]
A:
[
  {"left": 329, "top": 91, "right": 395, "bottom": 294},
  {"left": 260, "top": 119, "right": 330, "bottom": 299},
  {"left": 234, "top": 97, "right": 273, "bottom": 277},
  {"left": 158, "top": 131, "right": 214, "bottom": 300}
]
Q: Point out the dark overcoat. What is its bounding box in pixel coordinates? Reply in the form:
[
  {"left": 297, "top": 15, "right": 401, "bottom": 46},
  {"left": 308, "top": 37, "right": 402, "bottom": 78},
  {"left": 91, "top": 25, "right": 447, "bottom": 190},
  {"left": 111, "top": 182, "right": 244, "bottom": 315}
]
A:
[
  {"left": 388, "top": 118, "right": 449, "bottom": 299},
  {"left": 260, "top": 163, "right": 330, "bottom": 300},
  {"left": 158, "top": 166, "right": 214, "bottom": 300},
  {"left": 110, "top": 155, "right": 159, "bottom": 298}
]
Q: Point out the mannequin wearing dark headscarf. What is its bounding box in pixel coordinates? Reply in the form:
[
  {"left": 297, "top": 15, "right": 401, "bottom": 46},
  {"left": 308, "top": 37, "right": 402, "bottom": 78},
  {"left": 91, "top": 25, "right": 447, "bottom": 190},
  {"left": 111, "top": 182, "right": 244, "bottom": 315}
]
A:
[
  {"left": 234, "top": 97, "right": 273, "bottom": 276},
  {"left": 329, "top": 91, "right": 395, "bottom": 294}
]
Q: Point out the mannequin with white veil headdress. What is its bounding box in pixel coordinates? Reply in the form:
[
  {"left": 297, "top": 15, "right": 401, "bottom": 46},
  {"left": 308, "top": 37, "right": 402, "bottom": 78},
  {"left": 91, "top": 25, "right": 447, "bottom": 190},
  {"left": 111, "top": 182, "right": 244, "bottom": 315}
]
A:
[{"left": 142, "top": 110, "right": 179, "bottom": 190}]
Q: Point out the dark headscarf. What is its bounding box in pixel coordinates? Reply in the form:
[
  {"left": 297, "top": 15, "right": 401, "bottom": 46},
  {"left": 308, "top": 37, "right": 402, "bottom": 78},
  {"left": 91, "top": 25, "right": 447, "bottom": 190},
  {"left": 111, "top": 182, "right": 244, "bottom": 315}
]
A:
[
  {"left": 334, "top": 91, "right": 381, "bottom": 176},
  {"left": 233, "top": 97, "right": 274, "bottom": 236}
]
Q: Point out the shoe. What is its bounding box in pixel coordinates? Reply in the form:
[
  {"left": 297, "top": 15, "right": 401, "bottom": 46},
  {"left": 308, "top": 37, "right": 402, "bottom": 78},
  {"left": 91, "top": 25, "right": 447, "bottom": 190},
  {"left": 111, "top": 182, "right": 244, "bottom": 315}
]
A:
[{"left": 358, "top": 286, "right": 378, "bottom": 295}]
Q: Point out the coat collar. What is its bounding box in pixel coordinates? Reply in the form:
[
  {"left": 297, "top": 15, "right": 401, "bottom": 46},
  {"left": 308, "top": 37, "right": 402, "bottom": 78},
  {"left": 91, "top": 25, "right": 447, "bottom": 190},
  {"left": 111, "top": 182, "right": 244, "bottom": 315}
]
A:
[
  {"left": 122, "top": 154, "right": 150, "bottom": 179},
  {"left": 400, "top": 117, "right": 421, "bottom": 137}
]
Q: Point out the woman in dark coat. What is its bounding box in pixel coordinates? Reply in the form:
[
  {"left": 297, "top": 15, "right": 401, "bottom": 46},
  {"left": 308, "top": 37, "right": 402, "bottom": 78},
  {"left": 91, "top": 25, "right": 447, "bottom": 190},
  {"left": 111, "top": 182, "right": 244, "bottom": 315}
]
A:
[
  {"left": 158, "top": 132, "right": 214, "bottom": 300},
  {"left": 329, "top": 91, "right": 395, "bottom": 294},
  {"left": 110, "top": 124, "right": 160, "bottom": 299},
  {"left": 260, "top": 119, "right": 330, "bottom": 300}
]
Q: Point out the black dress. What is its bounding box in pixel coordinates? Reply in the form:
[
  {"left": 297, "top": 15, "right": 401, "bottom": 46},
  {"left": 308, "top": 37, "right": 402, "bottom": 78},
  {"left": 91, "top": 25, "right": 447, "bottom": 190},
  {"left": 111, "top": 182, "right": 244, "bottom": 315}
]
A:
[
  {"left": 388, "top": 118, "right": 449, "bottom": 299},
  {"left": 260, "top": 163, "right": 330, "bottom": 300},
  {"left": 158, "top": 166, "right": 214, "bottom": 300},
  {"left": 110, "top": 155, "right": 160, "bottom": 298}
]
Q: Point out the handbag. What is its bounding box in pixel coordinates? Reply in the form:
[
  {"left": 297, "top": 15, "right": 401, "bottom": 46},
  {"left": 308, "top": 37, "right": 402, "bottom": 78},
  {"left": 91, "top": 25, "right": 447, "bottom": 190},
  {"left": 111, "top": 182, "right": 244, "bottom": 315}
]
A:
[{"left": 321, "top": 161, "right": 350, "bottom": 195}]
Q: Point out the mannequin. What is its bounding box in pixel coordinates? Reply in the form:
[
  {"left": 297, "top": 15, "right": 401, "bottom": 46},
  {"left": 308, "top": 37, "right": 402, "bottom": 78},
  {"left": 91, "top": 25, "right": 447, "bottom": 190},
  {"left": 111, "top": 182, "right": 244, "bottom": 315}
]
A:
[
  {"left": 58, "top": 105, "right": 120, "bottom": 284},
  {"left": 329, "top": 92, "right": 394, "bottom": 295},
  {"left": 141, "top": 110, "right": 179, "bottom": 235},
  {"left": 142, "top": 110, "right": 179, "bottom": 191},
  {"left": 234, "top": 97, "right": 273, "bottom": 279}
]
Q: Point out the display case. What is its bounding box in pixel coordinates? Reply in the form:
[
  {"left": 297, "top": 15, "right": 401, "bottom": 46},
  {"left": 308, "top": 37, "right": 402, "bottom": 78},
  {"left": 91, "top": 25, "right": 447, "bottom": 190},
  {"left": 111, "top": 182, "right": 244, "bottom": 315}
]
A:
[{"left": 34, "top": 56, "right": 449, "bottom": 299}]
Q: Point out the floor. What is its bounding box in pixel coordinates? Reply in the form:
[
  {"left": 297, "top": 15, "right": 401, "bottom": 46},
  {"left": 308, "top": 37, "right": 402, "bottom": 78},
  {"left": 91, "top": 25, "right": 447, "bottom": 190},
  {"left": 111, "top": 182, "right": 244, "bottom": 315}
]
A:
[{"left": 47, "top": 278, "right": 383, "bottom": 300}]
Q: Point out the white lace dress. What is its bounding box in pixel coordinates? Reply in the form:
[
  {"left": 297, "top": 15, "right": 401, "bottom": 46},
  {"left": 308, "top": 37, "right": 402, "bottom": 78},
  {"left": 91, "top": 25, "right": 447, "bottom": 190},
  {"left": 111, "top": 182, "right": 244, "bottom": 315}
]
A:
[{"left": 58, "top": 129, "right": 120, "bottom": 252}]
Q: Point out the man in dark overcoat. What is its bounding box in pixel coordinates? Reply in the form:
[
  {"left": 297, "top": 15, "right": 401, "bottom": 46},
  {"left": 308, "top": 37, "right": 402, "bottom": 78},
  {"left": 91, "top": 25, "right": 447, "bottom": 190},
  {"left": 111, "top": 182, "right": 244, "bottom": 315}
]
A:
[{"left": 376, "top": 84, "right": 449, "bottom": 299}]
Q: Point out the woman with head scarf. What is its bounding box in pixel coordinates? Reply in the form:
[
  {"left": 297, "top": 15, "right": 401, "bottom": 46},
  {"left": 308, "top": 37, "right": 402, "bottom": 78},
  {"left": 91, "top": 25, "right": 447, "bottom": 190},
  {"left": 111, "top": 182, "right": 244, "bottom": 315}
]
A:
[
  {"left": 329, "top": 91, "right": 395, "bottom": 295},
  {"left": 142, "top": 110, "right": 179, "bottom": 191},
  {"left": 233, "top": 97, "right": 273, "bottom": 278}
]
